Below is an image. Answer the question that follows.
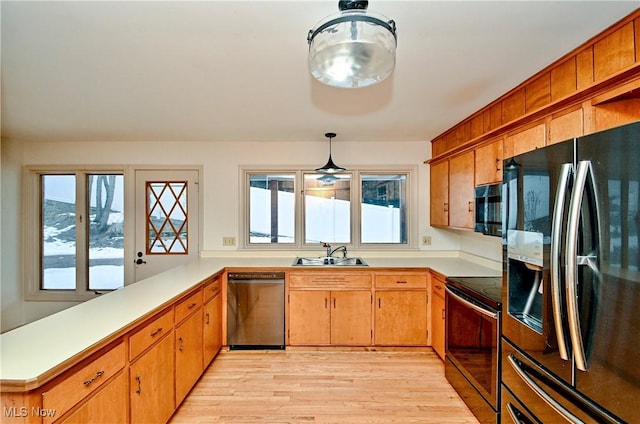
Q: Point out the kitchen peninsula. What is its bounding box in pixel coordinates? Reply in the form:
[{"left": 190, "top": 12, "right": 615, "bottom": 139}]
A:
[{"left": 1, "top": 255, "right": 498, "bottom": 423}]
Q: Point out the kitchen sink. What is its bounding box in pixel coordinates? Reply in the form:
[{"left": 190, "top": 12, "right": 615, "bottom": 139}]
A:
[{"left": 292, "top": 257, "right": 368, "bottom": 267}]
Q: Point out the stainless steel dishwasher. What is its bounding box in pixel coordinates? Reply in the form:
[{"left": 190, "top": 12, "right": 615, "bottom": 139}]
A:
[{"left": 227, "top": 271, "right": 285, "bottom": 350}]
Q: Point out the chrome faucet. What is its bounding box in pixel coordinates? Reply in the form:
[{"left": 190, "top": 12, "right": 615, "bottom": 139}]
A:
[
  {"left": 322, "top": 242, "right": 332, "bottom": 257},
  {"left": 321, "top": 242, "right": 348, "bottom": 258},
  {"left": 330, "top": 245, "right": 348, "bottom": 258}
]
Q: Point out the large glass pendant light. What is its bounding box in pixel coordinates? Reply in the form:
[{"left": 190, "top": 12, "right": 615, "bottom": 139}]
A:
[
  {"left": 316, "top": 132, "right": 346, "bottom": 174},
  {"left": 307, "top": 0, "right": 397, "bottom": 89}
]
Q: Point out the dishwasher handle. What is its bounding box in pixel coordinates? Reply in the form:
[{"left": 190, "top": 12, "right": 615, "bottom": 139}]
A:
[{"left": 227, "top": 272, "right": 285, "bottom": 280}]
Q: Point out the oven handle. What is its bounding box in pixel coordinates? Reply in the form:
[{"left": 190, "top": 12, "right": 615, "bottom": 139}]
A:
[
  {"left": 507, "top": 354, "right": 583, "bottom": 424},
  {"left": 445, "top": 286, "right": 497, "bottom": 319}
]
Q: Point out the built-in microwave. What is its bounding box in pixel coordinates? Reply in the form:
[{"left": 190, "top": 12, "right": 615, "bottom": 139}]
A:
[{"left": 474, "top": 183, "right": 502, "bottom": 237}]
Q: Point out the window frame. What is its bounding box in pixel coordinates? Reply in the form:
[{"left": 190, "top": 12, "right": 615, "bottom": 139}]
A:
[
  {"left": 24, "top": 166, "right": 129, "bottom": 301},
  {"left": 240, "top": 166, "right": 417, "bottom": 250}
]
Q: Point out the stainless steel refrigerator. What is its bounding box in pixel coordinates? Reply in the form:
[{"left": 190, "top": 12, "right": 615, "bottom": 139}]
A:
[{"left": 502, "top": 121, "right": 640, "bottom": 423}]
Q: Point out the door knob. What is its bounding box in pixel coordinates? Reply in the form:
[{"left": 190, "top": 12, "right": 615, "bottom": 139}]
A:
[{"left": 135, "top": 251, "right": 146, "bottom": 265}]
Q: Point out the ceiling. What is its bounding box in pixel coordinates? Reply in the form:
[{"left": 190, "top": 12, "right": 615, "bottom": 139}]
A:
[{"left": 2, "top": 1, "right": 638, "bottom": 144}]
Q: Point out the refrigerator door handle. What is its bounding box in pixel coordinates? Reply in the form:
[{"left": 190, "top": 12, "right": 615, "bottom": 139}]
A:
[
  {"left": 551, "top": 163, "right": 573, "bottom": 361},
  {"left": 566, "top": 160, "right": 596, "bottom": 372},
  {"left": 507, "top": 355, "right": 584, "bottom": 424}
]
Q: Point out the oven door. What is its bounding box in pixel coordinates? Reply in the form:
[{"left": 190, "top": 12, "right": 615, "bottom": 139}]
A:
[{"left": 445, "top": 285, "right": 500, "bottom": 409}]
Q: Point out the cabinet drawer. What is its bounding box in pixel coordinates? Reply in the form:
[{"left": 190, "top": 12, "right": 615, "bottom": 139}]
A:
[
  {"left": 375, "top": 273, "right": 427, "bottom": 289},
  {"left": 129, "top": 309, "right": 174, "bottom": 360},
  {"left": 431, "top": 278, "right": 446, "bottom": 298},
  {"left": 203, "top": 278, "right": 221, "bottom": 302},
  {"left": 289, "top": 273, "right": 372, "bottom": 289},
  {"left": 41, "top": 343, "right": 125, "bottom": 423},
  {"left": 175, "top": 289, "right": 202, "bottom": 324}
]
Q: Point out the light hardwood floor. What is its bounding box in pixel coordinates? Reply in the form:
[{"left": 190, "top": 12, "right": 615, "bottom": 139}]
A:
[{"left": 170, "top": 349, "right": 480, "bottom": 423}]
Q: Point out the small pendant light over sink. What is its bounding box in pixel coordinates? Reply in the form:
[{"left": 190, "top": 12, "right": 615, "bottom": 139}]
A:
[
  {"left": 316, "top": 132, "right": 346, "bottom": 174},
  {"left": 307, "top": 0, "right": 397, "bottom": 88}
]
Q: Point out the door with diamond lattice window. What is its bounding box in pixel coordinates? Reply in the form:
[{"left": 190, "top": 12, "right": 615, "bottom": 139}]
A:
[{"left": 135, "top": 169, "right": 199, "bottom": 282}]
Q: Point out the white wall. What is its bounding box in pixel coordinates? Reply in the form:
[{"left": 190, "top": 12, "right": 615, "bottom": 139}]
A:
[{"left": 1, "top": 137, "right": 500, "bottom": 331}]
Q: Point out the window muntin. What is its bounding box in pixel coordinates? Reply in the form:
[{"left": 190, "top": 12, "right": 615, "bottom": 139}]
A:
[
  {"left": 248, "top": 174, "right": 296, "bottom": 243},
  {"left": 304, "top": 173, "right": 351, "bottom": 244},
  {"left": 361, "top": 173, "right": 407, "bottom": 244},
  {"left": 38, "top": 172, "right": 124, "bottom": 293},
  {"left": 146, "top": 181, "right": 188, "bottom": 254}
]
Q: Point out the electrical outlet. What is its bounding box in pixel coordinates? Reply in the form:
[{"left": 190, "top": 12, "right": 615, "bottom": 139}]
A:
[
  {"left": 222, "top": 236, "right": 236, "bottom": 247},
  {"left": 422, "top": 236, "right": 432, "bottom": 245}
]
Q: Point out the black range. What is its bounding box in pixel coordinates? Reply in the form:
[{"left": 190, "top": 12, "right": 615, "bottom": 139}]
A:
[
  {"left": 444, "top": 275, "right": 503, "bottom": 424},
  {"left": 446, "top": 276, "right": 502, "bottom": 310}
]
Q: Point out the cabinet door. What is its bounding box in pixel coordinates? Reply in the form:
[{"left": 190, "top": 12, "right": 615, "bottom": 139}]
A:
[
  {"left": 61, "top": 372, "right": 127, "bottom": 424},
  {"left": 203, "top": 294, "right": 222, "bottom": 367},
  {"left": 130, "top": 333, "right": 175, "bottom": 424},
  {"left": 430, "top": 160, "right": 449, "bottom": 227},
  {"left": 331, "top": 291, "right": 372, "bottom": 345},
  {"left": 175, "top": 309, "right": 204, "bottom": 405},
  {"left": 289, "top": 290, "right": 330, "bottom": 345},
  {"left": 431, "top": 294, "right": 445, "bottom": 360},
  {"left": 449, "top": 151, "right": 475, "bottom": 229},
  {"left": 475, "top": 138, "right": 503, "bottom": 185},
  {"left": 375, "top": 291, "right": 428, "bottom": 346},
  {"left": 504, "top": 122, "right": 546, "bottom": 158}
]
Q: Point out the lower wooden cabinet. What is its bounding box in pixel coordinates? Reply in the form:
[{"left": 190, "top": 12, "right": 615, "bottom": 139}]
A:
[
  {"left": 203, "top": 292, "right": 222, "bottom": 367},
  {"left": 330, "top": 290, "right": 372, "bottom": 345},
  {"left": 175, "top": 307, "right": 204, "bottom": 405},
  {"left": 60, "top": 372, "right": 127, "bottom": 424},
  {"left": 374, "top": 290, "right": 428, "bottom": 346},
  {"left": 40, "top": 343, "right": 126, "bottom": 424},
  {"left": 129, "top": 332, "right": 175, "bottom": 424},
  {"left": 288, "top": 290, "right": 372, "bottom": 346},
  {"left": 289, "top": 290, "right": 330, "bottom": 345},
  {"left": 430, "top": 273, "right": 446, "bottom": 360}
]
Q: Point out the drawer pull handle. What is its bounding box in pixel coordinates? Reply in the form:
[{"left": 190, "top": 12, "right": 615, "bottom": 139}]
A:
[
  {"left": 396, "top": 280, "right": 407, "bottom": 284},
  {"left": 150, "top": 327, "right": 163, "bottom": 337},
  {"left": 435, "top": 285, "right": 442, "bottom": 290},
  {"left": 188, "top": 302, "right": 197, "bottom": 310},
  {"left": 135, "top": 376, "right": 142, "bottom": 394},
  {"left": 179, "top": 337, "right": 184, "bottom": 352},
  {"left": 83, "top": 370, "right": 104, "bottom": 387},
  {"left": 205, "top": 313, "right": 210, "bottom": 324}
]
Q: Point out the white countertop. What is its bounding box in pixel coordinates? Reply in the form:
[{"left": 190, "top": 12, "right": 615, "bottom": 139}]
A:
[{"left": 0, "top": 256, "right": 499, "bottom": 389}]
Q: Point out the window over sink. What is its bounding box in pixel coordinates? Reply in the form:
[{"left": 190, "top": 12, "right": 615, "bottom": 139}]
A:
[{"left": 242, "top": 167, "right": 415, "bottom": 250}]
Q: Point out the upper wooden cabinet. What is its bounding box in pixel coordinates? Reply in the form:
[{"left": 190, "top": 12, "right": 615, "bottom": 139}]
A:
[
  {"left": 448, "top": 151, "right": 475, "bottom": 229},
  {"left": 430, "top": 160, "right": 449, "bottom": 227},
  {"left": 430, "top": 151, "right": 475, "bottom": 230},
  {"left": 475, "top": 138, "right": 504, "bottom": 185},
  {"left": 548, "top": 106, "right": 584, "bottom": 145},
  {"left": 429, "top": 9, "right": 640, "bottom": 160},
  {"left": 504, "top": 122, "right": 546, "bottom": 158}
]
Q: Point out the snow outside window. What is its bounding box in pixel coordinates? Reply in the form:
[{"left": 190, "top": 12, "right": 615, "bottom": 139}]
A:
[{"left": 40, "top": 173, "right": 124, "bottom": 292}]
